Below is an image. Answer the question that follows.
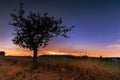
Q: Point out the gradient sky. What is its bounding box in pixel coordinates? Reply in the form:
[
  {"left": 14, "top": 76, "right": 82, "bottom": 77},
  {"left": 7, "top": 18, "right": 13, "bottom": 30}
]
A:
[{"left": 1, "top": 0, "right": 120, "bottom": 57}]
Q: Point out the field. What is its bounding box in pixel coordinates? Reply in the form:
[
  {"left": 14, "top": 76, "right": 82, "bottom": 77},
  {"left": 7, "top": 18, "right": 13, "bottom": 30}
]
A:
[{"left": 0, "top": 55, "right": 120, "bottom": 80}]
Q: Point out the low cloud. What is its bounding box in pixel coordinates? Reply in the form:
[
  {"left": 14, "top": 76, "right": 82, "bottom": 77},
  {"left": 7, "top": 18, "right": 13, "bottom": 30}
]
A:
[{"left": 107, "top": 44, "right": 120, "bottom": 48}]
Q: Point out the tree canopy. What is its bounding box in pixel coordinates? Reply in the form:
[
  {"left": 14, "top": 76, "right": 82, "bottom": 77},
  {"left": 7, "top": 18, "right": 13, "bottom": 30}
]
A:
[{"left": 10, "top": 2, "right": 74, "bottom": 68}]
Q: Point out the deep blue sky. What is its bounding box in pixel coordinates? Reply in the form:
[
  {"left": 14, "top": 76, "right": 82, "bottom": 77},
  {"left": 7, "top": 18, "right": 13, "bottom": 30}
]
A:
[{"left": 1, "top": 0, "right": 120, "bottom": 56}]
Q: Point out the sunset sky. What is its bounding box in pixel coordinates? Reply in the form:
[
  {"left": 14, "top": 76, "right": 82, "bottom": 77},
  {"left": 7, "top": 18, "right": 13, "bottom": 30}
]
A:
[{"left": 1, "top": 0, "right": 120, "bottom": 57}]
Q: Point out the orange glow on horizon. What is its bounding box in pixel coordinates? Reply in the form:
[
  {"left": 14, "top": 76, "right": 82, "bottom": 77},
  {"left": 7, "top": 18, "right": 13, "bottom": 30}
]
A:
[{"left": 1, "top": 46, "right": 120, "bottom": 57}]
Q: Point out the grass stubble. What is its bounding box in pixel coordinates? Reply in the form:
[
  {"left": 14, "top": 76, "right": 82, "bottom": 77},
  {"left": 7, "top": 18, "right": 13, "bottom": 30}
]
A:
[{"left": 0, "top": 55, "right": 120, "bottom": 80}]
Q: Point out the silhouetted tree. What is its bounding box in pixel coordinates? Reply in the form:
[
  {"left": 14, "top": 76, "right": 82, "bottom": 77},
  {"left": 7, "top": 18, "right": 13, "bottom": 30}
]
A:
[
  {"left": 10, "top": 3, "right": 74, "bottom": 69},
  {"left": 0, "top": 51, "right": 5, "bottom": 56}
]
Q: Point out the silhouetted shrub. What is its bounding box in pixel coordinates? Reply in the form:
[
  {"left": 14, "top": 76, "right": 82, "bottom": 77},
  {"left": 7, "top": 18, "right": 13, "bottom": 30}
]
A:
[{"left": 0, "top": 51, "right": 5, "bottom": 56}]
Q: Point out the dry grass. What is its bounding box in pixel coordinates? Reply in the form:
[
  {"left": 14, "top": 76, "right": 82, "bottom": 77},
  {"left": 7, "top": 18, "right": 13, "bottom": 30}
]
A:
[{"left": 0, "top": 55, "right": 120, "bottom": 80}]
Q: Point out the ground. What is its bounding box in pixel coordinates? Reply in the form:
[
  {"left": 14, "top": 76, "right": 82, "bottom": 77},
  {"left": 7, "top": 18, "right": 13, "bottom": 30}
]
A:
[{"left": 0, "top": 55, "right": 120, "bottom": 80}]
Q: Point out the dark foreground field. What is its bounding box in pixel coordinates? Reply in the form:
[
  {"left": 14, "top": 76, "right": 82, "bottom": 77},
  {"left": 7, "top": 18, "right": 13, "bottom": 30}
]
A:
[{"left": 0, "top": 55, "right": 120, "bottom": 80}]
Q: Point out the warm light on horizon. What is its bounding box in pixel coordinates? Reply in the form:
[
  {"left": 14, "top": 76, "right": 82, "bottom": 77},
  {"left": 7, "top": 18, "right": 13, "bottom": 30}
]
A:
[{"left": 1, "top": 46, "right": 120, "bottom": 57}]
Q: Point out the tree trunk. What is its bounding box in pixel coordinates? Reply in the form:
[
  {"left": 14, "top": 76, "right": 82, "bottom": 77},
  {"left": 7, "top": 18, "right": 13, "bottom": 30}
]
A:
[{"left": 33, "top": 48, "right": 38, "bottom": 69}]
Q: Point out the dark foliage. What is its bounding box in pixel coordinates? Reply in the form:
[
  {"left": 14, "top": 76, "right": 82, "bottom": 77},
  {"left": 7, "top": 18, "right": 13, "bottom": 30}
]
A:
[
  {"left": 10, "top": 2, "right": 74, "bottom": 69},
  {"left": 0, "top": 51, "right": 5, "bottom": 56}
]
